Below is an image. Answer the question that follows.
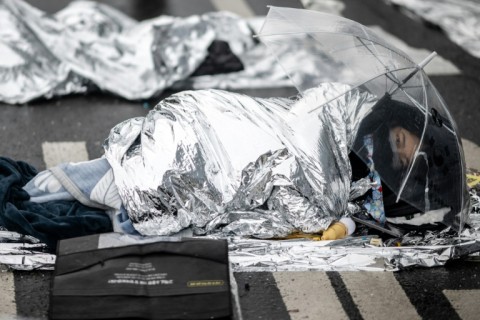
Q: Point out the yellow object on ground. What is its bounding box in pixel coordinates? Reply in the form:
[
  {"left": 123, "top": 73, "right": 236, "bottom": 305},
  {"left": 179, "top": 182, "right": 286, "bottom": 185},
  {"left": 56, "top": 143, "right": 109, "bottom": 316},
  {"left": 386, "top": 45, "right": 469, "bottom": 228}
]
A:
[
  {"left": 320, "top": 222, "right": 348, "bottom": 240},
  {"left": 278, "top": 222, "right": 349, "bottom": 241},
  {"left": 283, "top": 232, "right": 323, "bottom": 241},
  {"left": 467, "top": 173, "right": 480, "bottom": 188}
]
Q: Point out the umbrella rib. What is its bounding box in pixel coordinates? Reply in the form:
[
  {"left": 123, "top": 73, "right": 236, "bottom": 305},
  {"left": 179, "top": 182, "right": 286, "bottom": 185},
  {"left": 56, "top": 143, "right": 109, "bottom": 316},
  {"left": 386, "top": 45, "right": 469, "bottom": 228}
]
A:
[
  {"left": 307, "top": 67, "right": 415, "bottom": 114},
  {"left": 258, "top": 31, "right": 413, "bottom": 63},
  {"left": 356, "top": 37, "right": 403, "bottom": 87}
]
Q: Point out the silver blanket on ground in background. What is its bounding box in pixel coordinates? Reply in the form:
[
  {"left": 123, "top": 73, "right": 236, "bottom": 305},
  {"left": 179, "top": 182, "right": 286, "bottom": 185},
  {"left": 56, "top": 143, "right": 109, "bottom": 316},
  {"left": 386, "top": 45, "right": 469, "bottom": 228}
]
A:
[
  {"left": 0, "top": 0, "right": 294, "bottom": 104},
  {"left": 104, "top": 83, "right": 376, "bottom": 237},
  {"left": 2, "top": 0, "right": 480, "bottom": 103},
  {"left": 386, "top": 0, "right": 480, "bottom": 59}
]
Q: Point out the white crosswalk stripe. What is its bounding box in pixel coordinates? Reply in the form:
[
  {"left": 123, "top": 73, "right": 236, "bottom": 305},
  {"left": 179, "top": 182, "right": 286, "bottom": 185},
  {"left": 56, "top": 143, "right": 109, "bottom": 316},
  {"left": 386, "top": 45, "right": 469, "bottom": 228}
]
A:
[
  {"left": 41, "top": 141, "right": 89, "bottom": 169},
  {"left": 443, "top": 289, "right": 480, "bottom": 320},
  {"left": 272, "top": 271, "right": 426, "bottom": 319},
  {"left": 340, "top": 272, "right": 421, "bottom": 319},
  {"left": 273, "top": 272, "right": 349, "bottom": 319},
  {"left": 462, "top": 138, "right": 480, "bottom": 170},
  {"left": 0, "top": 269, "right": 16, "bottom": 319},
  {"left": 210, "top": 0, "right": 255, "bottom": 17},
  {"left": 368, "top": 26, "right": 461, "bottom": 76},
  {"left": 303, "top": 0, "right": 461, "bottom": 76}
]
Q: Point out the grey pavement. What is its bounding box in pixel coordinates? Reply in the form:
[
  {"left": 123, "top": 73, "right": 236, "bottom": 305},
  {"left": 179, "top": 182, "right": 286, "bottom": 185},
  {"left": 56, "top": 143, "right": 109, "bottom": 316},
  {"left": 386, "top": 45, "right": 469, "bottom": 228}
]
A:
[{"left": 1, "top": 0, "right": 480, "bottom": 319}]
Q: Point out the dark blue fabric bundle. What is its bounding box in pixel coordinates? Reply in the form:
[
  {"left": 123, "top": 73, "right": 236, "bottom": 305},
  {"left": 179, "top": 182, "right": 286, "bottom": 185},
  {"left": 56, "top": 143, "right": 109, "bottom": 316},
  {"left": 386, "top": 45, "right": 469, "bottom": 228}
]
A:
[{"left": 0, "top": 157, "right": 112, "bottom": 250}]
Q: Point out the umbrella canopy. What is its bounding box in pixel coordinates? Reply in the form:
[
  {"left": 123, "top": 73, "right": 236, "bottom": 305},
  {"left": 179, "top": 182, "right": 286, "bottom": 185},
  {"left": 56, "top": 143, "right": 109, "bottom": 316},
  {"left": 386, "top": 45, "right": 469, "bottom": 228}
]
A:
[{"left": 257, "top": 6, "right": 469, "bottom": 231}]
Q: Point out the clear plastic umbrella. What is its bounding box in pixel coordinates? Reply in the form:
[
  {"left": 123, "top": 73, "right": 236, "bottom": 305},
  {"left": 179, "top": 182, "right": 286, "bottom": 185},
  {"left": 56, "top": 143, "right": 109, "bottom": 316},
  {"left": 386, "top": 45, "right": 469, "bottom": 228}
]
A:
[{"left": 257, "top": 6, "right": 469, "bottom": 231}]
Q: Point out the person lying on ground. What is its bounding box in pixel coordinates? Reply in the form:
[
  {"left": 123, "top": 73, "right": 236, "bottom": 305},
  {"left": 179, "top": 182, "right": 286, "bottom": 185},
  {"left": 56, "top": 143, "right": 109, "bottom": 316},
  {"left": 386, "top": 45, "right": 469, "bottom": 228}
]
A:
[{"left": 0, "top": 83, "right": 468, "bottom": 248}]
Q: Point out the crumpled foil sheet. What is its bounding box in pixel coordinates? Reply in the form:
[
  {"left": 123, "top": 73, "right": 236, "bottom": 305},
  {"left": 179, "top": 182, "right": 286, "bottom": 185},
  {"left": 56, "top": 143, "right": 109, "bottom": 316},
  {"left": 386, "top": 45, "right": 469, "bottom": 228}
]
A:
[
  {"left": 2, "top": 223, "right": 480, "bottom": 272},
  {"left": 0, "top": 0, "right": 257, "bottom": 103},
  {"left": 0, "top": 0, "right": 303, "bottom": 104},
  {"left": 386, "top": 0, "right": 480, "bottom": 58},
  {"left": 225, "top": 190, "right": 480, "bottom": 271},
  {"left": 0, "top": 231, "right": 54, "bottom": 270},
  {"left": 104, "top": 83, "right": 376, "bottom": 237},
  {"left": 226, "top": 237, "right": 480, "bottom": 272},
  {"left": 1, "top": 189, "right": 480, "bottom": 271}
]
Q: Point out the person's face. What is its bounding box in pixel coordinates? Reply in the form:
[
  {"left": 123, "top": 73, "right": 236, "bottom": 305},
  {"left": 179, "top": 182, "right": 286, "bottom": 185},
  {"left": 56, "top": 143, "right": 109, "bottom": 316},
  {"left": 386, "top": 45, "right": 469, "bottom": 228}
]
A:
[{"left": 389, "top": 126, "right": 420, "bottom": 169}]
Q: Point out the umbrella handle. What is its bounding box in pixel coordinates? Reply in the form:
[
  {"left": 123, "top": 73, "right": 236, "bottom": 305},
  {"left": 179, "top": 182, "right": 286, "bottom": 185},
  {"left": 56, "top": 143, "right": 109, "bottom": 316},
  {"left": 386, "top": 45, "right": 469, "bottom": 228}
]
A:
[
  {"left": 390, "top": 51, "right": 437, "bottom": 95},
  {"left": 400, "top": 51, "right": 437, "bottom": 85},
  {"left": 417, "top": 51, "right": 437, "bottom": 69}
]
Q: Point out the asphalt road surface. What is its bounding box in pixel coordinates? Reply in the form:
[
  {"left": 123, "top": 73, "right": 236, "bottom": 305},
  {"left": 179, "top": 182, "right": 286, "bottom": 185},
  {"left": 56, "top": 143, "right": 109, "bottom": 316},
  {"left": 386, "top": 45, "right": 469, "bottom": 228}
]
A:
[{"left": 1, "top": 0, "right": 480, "bottom": 319}]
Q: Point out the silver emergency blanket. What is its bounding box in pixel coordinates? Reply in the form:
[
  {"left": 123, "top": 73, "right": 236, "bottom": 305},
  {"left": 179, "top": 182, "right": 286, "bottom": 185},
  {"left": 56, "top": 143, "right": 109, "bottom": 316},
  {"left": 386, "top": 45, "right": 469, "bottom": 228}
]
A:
[
  {"left": 103, "top": 83, "right": 376, "bottom": 237},
  {"left": 0, "top": 0, "right": 296, "bottom": 104},
  {"left": 0, "top": 230, "right": 54, "bottom": 270},
  {"left": 227, "top": 233, "right": 480, "bottom": 272},
  {"left": 0, "top": 191, "right": 479, "bottom": 271},
  {"left": 2, "top": 221, "right": 480, "bottom": 272},
  {"left": 386, "top": 0, "right": 480, "bottom": 58}
]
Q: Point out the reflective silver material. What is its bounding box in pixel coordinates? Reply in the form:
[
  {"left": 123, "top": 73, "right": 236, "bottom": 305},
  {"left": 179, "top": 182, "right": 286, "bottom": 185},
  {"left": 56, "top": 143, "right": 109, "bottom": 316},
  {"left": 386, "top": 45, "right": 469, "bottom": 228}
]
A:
[
  {"left": 349, "top": 177, "right": 372, "bottom": 201},
  {"left": 0, "top": 0, "right": 259, "bottom": 103},
  {"left": 467, "top": 190, "right": 480, "bottom": 226},
  {"left": 1, "top": 236, "right": 478, "bottom": 272},
  {"left": 227, "top": 236, "right": 480, "bottom": 272},
  {"left": 104, "top": 83, "right": 376, "bottom": 236},
  {"left": 0, "top": 243, "right": 54, "bottom": 270},
  {"left": 1, "top": 190, "right": 480, "bottom": 272},
  {"left": 0, "top": 230, "right": 40, "bottom": 243},
  {"left": 174, "top": 43, "right": 295, "bottom": 91},
  {"left": 0, "top": 0, "right": 83, "bottom": 104},
  {"left": 387, "top": 0, "right": 480, "bottom": 59},
  {"left": 2, "top": 197, "right": 480, "bottom": 271},
  {"left": 267, "top": 186, "right": 334, "bottom": 234},
  {"left": 0, "top": 230, "right": 53, "bottom": 270},
  {"left": 173, "top": 16, "right": 304, "bottom": 91}
]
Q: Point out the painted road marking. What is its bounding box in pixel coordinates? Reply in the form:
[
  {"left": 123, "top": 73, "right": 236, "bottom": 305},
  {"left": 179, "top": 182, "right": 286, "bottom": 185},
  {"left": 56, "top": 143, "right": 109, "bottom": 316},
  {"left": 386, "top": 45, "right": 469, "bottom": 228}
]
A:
[
  {"left": 302, "top": 1, "right": 461, "bottom": 76},
  {"left": 462, "top": 138, "right": 480, "bottom": 171},
  {"left": 210, "top": 0, "right": 255, "bottom": 17},
  {"left": 41, "top": 141, "right": 89, "bottom": 169},
  {"left": 341, "top": 271, "right": 421, "bottom": 320},
  {"left": 273, "top": 272, "right": 349, "bottom": 319},
  {"left": 443, "top": 289, "right": 480, "bottom": 320},
  {"left": 300, "top": 0, "right": 345, "bottom": 15},
  {"left": 368, "top": 26, "right": 461, "bottom": 76},
  {"left": 0, "top": 269, "right": 16, "bottom": 320}
]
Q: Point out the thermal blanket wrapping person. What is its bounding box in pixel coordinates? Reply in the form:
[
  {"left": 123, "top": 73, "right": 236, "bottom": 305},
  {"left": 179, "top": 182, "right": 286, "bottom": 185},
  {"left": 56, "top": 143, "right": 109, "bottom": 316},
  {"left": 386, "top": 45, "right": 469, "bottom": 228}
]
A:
[{"left": 104, "top": 83, "right": 376, "bottom": 237}]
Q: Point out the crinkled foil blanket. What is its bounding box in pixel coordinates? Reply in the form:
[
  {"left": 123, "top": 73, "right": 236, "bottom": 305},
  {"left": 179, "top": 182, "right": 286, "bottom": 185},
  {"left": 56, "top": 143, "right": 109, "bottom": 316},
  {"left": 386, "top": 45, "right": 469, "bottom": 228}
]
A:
[
  {"left": 2, "top": 0, "right": 480, "bottom": 103},
  {"left": 4, "top": 177, "right": 480, "bottom": 273},
  {"left": 1, "top": 190, "right": 479, "bottom": 272},
  {"left": 104, "top": 83, "right": 372, "bottom": 238},
  {"left": 0, "top": 0, "right": 294, "bottom": 104},
  {"left": 385, "top": 0, "right": 480, "bottom": 59}
]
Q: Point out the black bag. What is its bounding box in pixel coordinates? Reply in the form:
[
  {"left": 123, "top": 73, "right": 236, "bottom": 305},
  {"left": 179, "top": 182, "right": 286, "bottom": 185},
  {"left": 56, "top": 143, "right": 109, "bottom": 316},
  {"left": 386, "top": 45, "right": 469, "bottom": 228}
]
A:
[{"left": 50, "top": 233, "right": 231, "bottom": 320}]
